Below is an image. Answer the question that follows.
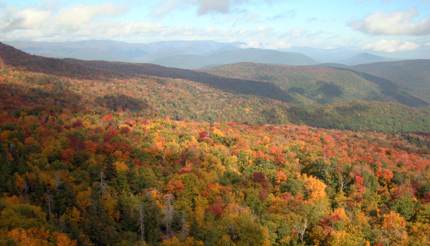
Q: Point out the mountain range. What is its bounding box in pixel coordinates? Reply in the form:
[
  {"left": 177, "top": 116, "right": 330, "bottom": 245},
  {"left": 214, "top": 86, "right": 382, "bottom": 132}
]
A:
[
  {"left": 1, "top": 41, "right": 430, "bottom": 132},
  {"left": 354, "top": 60, "right": 430, "bottom": 102},
  {"left": 7, "top": 40, "right": 403, "bottom": 68},
  {"left": 1, "top": 40, "right": 430, "bottom": 246},
  {"left": 9, "top": 40, "right": 315, "bottom": 69}
]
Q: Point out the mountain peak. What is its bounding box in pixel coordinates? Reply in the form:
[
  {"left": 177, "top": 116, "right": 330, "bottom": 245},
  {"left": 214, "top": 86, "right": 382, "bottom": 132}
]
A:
[
  {"left": 342, "top": 52, "right": 388, "bottom": 65},
  {"left": 356, "top": 52, "right": 383, "bottom": 58}
]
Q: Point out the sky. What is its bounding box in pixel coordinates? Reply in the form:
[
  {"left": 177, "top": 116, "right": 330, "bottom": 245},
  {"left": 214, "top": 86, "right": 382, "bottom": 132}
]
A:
[{"left": 1, "top": 0, "right": 430, "bottom": 53}]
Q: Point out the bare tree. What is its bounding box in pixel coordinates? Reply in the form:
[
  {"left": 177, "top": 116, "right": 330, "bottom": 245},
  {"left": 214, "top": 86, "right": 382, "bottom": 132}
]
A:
[
  {"left": 298, "top": 218, "right": 308, "bottom": 243},
  {"left": 139, "top": 203, "right": 145, "bottom": 242},
  {"left": 46, "top": 191, "right": 53, "bottom": 222},
  {"left": 163, "top": 194, "right": 175, "bottom": 236}
]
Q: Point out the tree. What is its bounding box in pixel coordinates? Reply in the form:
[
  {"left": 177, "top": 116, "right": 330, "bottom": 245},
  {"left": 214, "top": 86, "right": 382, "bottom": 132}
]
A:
[
  {"left": 391, "top": 195, "right": 417, "bottom": 221},
  {"left": 380, "top": 211, "right": 408, "bottom": 245}
]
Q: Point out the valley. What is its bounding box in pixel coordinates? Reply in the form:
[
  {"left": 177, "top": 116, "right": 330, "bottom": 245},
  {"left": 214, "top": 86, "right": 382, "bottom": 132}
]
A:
[{"left": 0, "top": 42, "right": 429, "bottom": 245}]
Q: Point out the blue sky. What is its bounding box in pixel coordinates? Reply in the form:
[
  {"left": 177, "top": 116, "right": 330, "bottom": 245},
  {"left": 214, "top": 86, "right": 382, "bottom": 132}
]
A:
[{"left": 1, "top": 0, "right": 430, "bottom": 53}]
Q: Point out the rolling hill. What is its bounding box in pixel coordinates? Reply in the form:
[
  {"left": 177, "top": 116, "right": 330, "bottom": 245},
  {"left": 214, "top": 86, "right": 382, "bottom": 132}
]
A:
[
  {"left": 341, "top": 52, "right": 389, "bottom": 65},
  {"left": 1, "top": 91, "right": 429, "bottom": 245},
  {"left": 1, "top": 51, "right": 430, "bottom": 245},
  {"left": 204, "top": 62, "right": 430, "bottom": 132},
  {"left": 8, "top": 40, "right": 315, "bottom": 69},
  {"left": 9, "top": 40, "right": 239, "bottom": 62},
  {"left": 2, "top": 42, "right": 430, "bottom": 133},
  {"left": 204, "top": 62, "right": 428, "bottom": 107},
  {"left": 151, "top": 48, "right": 315, "bottom": 69},
  {"left": 0, "top": 42, "right": 292, "bottom": 103},
  {"left": 354, "top": 60, "right": 430, "bottom": 102},
  {"left": 1, "top": 42, "right": 430, "bottom": 245},
  {"left": 0, "top": 68, "right": 290, "bottom": 124}
]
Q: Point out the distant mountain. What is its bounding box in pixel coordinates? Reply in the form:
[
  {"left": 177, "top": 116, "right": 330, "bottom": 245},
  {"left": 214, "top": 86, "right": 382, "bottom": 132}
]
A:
[
  {"left": 2, "top": 42, "right": 430, "bottom": 132},
  {"left": 139, "top": 40, "right": 240, "bottom": 57},
  {"left": 285, "top": 47, "right": 392, "bottom": 65},
  {"left": 205, "top": 62, "right": 430, "bottom": 132},
  {"left": 285, "top": 47, "right": 360, "bottom": 63},
  {"left": 10, "top": 40, "right": 147, "bottom": 61},
  {"left": 9, "top": 40, "right": 239, "bottom": 63},
  {"left": 152, "top": 48, "right": 316, "bottom": 69},
  {"left": 204, "top": 62, "right": 428, "bottom": 107},
  {"left": 8, "top": 40, "right": 315, "bottom": 69},
  {"left": 354, "top": 60, "right": 430, "bottom": 102},
  {"left": 0, "top": 42, "right": 291, "bottom": 102},
  {"left": 342, "top": 53, "right": 389, "bottom": 65}
]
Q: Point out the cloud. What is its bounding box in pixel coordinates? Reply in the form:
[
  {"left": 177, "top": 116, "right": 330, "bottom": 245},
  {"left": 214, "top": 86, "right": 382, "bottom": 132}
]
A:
[
  {"left": 57, "top": 4, "right": 127, "bottom": 29},
  {"left": 0, "top": 0, "right": 395, "bottom": 52},
  {"left": 351, "top": 9, "right": 430, "bottom": 35},
  {"left": 0, "top": 2, "right": 129, "bottom": 35},
  {"left": 364, "top": 39, "right": 419, "bottom": 52},
  {"left": 153, "top": 0, "right": 277, "bottom": 16},
  {"left": 1, "top": 8, "right": 50, "bottom": 31}
]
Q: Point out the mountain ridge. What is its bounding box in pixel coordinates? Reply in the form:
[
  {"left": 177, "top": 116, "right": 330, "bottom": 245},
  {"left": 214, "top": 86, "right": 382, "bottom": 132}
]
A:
[
  {"left": 0, "top": 42, "right": 293, "bottom": 103},
  {"left": 341, "top": 52, "right": 389, "bottom": 65},
  {"left": 2, "top": 42, "right": 430, "bottom": 133},
  {"left": 204, "top": 62, "right": 429, "bottom": 107},
  {"left": 354, "top": 59, "right": 430, "bottom": 101},
  {"left": 8, "top": 40, "right": 315, "bottom": 68}
]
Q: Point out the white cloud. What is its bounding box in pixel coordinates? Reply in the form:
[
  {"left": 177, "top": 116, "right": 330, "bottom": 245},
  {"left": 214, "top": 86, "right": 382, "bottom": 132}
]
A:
[
  {"left": 351, "top": 9, "right": 430, "bottom": 35},
  {"left": 153, "top": 0, "right": 276, "bottom": 16},
  {"left": 0, "top": 0, "right": 308, "bottom": 50},
  {"left": 0, "top": 0, "right": 406, "bottom": 53},
  {"left": 364, "top": 40, "right": 419, "bottom": 52},
  {"left": 0, "top": 2, "right": 130, "bottom": 38},
  {"left": 0, "top": 8, "right": 50, "bottom": 31},
  {"left": 57, "top": 4, "right": 127, "bottom": 29}
]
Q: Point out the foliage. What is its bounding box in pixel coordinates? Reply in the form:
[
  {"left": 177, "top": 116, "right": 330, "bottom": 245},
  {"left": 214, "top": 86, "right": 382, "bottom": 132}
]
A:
[{"left": 0, "top": 57, "right": 430, "bottom": 245}]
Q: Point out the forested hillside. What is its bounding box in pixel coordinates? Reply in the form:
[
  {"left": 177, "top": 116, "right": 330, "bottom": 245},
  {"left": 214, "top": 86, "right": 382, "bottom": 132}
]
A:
[
  {"left": 2, "top": 42, "right": 430, "bottom": 135},
  {"left": 0, "top": 42, "right": 291, "bottom": 103},
  {"left": 4, "top": 0, "right": 430, "bottom": 243},
  {"left": 354, "top": 60, "right": 430, "bottom": 102},
  {"left": 0, "top": 68, "right": 290, "bottom": 125},
  {"left": 0, "top": 44, "right": 430, "bottom": 245},
  {"left": 9, "top": 41, "right": 316, "bottom": 69},
  {"left": 204, "top": 62, "right": 430, "bottom": 132},
  {"left": 1, "top": 82, "right": 430, "bottom": 245},
  {"left": 204, "top": 62, "right": 428, "bottom": 107}
]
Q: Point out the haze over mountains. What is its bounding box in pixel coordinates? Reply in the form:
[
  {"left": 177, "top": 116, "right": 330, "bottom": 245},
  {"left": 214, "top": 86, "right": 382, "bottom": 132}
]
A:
[
  {"left": 1, "top": 41, "right": 430, "bottom": 132},
  {"left": 9, "top": 40, "right": 314, "bottom": 69},
  {"left": 354, "top": 60, "right": 430, "bottom": 102},
  {"left": 6, "top": 40, "right": 410, "bottom": 68},
  {"left": 3, "top": 0, "right": 430, "bottom": 244},
  {"left": 203, "top": 62, "right": 428, "bottom": 107}
]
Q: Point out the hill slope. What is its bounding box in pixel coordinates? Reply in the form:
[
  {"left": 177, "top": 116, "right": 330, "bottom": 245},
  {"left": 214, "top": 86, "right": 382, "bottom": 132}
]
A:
[
  {"left": 0, "top": 67, "right": 291, "bottom": 124},
  {"left": 204, "top": 62, "right": 428, "bottom": 107},
  {"left": 204, "top": 62, "right": 430, "bottom": 132},
  {"left": 341, "top": 52, "right": 389, "bottom": 65},
  {"left": 354, "top": 60, "right": 430, "bottom": 102},
  {"left": 152, "top": 48, "right": 315, "bottom": 69},
  {"left": 9, "top": 40, "right": 315, "bottom": 69},
  {"left": 2, "top": 43, "right": 430, "bottom": 133},
  {"left": 9, "top": 40, "right": 239, "bottom": 62},
  {"left": 0, "top": 42, "right": 292, "bottom": 103},
  {"left": 0, "top": 72, "right": 430, "bottom": 244}
]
